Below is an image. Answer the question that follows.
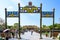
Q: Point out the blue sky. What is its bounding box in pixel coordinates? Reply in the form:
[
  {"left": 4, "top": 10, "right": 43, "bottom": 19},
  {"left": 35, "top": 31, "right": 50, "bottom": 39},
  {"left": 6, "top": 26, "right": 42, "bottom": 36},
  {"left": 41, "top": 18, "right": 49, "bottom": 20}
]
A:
[{"left": 0, "top": 0, "right": 60, "bottom": 27}]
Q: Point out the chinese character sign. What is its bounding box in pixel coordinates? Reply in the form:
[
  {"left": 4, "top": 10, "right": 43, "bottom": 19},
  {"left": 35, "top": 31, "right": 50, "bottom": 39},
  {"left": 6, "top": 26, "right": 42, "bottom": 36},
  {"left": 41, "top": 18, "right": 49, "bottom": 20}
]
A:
[
  {"left": 7, "top": 11, "right": 18, "bottom": 17},
  {"left": 42, "top": 11, "right": 53, "bottom": 17},
  {"left": 20, "top": 7, "right": 40, "bottom": 13},
  {"left": 20, "top": 7, "right": 38, "bottom": 13}
]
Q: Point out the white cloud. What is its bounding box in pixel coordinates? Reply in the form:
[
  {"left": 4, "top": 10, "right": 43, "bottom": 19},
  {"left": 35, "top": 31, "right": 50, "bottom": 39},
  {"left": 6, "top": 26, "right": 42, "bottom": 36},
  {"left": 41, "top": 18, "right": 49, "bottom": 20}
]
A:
[
  {"left": 7, "top": 6, "right": 14, "bottom": 11},
  {"left": 0, "top": 6, "right": 5, "bottom": 20},
  {"left": 29, "top": 13, "right": 35, "bottom": 16},
  {"left": 11, "top": 0, "right": 25, "bottom": 7},
  {"left": 11, "top": 0, "right": 20, "bottom": 3},
  {"left": 7, "top": 18, "right": 18, "bottom": 26},
  {"left": 20, "top": 13, "right": 40, "bottom": 27}
]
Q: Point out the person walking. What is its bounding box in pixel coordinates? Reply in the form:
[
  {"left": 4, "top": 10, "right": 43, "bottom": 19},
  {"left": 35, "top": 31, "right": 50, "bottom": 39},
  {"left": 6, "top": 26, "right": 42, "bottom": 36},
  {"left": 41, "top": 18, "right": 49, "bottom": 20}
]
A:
[
  {"left": 5, "top": 31, "right": 9, "bottom": 40},
  {"left": 6, "top": 35, "right": 9, "bottom": 40},
  {"left": 15, "top": 29, "right": 18, "bottom": 38},
  {"left": 31, "top": 30, "right": 33, "bottom": 35},
  {"left": 11, "top": 29, "right": 15, "bottom": 38}
]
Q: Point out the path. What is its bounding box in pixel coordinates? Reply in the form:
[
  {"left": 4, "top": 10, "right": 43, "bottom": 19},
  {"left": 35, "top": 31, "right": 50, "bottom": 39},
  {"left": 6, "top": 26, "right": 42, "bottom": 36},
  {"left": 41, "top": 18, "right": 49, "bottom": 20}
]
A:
[{"left": 9, "top": 31, "right": 56, "bottom": 40}]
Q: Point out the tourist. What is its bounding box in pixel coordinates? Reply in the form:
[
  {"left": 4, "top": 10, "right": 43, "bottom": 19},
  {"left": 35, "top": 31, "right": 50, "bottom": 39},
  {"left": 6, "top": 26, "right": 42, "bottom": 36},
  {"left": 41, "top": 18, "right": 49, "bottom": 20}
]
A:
[
  {"left": 31, "top": 30, "right": 33, "bottom": 35},
  {"left": 11, "top": 32, "right": 15, "bottom": 38},
  {"left": 15, "top": 29, "right": 18, "bottom": 38},
  {"left": 11, "top": 29, "right": 15, "bottom": 38}
]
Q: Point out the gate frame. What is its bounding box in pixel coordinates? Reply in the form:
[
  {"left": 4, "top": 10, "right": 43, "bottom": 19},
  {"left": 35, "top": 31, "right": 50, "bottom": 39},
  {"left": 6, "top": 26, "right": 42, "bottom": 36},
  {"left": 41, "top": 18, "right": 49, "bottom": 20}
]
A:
[{"left": 5, "top": 2, "right": 55, "bottom": 39}]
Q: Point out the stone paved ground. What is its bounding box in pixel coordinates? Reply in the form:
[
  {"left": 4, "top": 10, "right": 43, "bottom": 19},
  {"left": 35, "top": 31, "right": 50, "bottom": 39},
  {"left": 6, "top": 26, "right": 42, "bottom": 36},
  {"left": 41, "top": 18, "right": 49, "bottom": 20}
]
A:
[{"left": 9, "top": 31, "right": 57, "bottom": 40}]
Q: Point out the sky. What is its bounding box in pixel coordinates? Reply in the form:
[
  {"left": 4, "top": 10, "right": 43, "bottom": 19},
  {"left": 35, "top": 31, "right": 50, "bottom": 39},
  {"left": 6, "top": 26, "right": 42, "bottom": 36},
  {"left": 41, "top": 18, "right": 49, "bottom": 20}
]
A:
[{"left": 0, "top": 0, "right": 60, "bottom": 27}]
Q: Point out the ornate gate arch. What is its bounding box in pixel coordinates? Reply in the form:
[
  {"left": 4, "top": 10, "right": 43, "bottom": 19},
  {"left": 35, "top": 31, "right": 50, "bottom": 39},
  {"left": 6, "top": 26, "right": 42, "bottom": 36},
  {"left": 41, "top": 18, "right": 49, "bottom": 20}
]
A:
[{"left": 5, "top": 2, "right": 55, "bottom": 39}]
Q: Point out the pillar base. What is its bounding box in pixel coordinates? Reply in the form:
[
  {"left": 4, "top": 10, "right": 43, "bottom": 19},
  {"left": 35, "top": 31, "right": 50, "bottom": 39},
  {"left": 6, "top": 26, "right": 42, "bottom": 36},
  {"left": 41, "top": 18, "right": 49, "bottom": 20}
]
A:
[
  {"left": 40, "top": 37, "right": 42, "bottom": 39},
  {"left": 18, "top": 37, "right": 21, "bottom": 39},
  {"left": 53, "top": 37, "right": 55, "bottom": 39}
]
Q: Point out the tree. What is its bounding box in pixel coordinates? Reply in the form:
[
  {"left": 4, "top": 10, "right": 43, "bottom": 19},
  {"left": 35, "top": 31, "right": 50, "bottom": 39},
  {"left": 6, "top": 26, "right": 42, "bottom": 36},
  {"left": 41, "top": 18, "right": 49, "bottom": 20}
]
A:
[
  {"left": 14, "top": 23, "right": 19, "bottom": 29},
  {"left": 49, "top": 25, "right": 53, "bottom": 30},
  {"left": 0, "top": 25, "right": 3, "bottom": 30},
  {"left": 0, "top": 17, "right": 4, "bottom": 25},
  {"left": 7, "top": 26, "right": 12, "bottom": 29},
  {"left": 55, "top": 24, "right": 60, "bottom": 29},
  {"left": 42, "top": 25, "right": 49, "bottom": 30},
  {"left": 43, "top": 25, "right": 46, "bottom": 28},
  {"left": 48, "top": 23, "right": 60, "bottom": 30}
]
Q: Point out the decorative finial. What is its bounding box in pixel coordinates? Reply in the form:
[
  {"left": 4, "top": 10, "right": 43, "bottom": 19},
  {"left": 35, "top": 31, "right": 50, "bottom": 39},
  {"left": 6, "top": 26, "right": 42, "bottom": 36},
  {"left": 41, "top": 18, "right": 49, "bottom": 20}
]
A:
[{"left": 29, "top": 2, "right": 32, "bottom": 6}]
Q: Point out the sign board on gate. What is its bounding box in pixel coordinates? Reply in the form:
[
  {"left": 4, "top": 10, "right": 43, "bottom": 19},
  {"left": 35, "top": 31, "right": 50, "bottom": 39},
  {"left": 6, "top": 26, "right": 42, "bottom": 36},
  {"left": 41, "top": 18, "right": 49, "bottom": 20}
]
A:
[
  {"left": 7, "top": 11, "right": 18, "bottom": 17},
  {"left": 42, "top": 11, "right": 53, "bottom": 17}
]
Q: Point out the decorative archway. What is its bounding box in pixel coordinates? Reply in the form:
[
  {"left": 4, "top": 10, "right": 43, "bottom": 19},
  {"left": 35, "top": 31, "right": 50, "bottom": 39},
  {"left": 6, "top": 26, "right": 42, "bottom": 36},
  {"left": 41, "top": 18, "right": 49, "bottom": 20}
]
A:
[{"left": 5, "top": 2, "right": 55, "bottom": 39}]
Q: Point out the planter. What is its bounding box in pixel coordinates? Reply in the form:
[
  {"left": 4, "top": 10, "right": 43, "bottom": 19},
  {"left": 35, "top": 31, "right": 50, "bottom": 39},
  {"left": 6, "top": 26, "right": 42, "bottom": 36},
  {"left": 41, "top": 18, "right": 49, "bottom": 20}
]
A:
[
  {"left": 46, "top": 34, "right": 48, "bottom": 37},
  {"left": 53, "top": 32, "right": 58, "bottom": 37}
]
